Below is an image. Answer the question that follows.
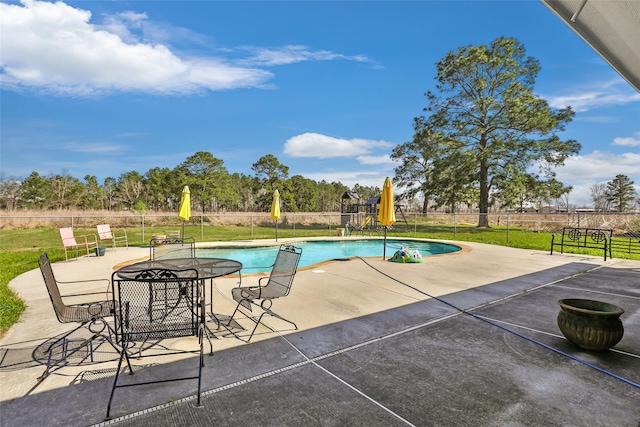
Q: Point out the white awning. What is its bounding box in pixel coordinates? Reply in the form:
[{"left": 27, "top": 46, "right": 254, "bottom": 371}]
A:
[{"left": 541, "top": 0, "right": 640, "bottom": 92}]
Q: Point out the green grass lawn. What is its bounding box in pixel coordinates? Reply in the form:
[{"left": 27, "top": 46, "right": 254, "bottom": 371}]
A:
[{"left": 1, "top": 224, "right": 636, "bottom": 338}]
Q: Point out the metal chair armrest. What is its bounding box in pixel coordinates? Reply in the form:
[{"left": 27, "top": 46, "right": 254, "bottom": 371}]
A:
[{"left": 56, "top": 278, "right": 110, "bottom": 286}]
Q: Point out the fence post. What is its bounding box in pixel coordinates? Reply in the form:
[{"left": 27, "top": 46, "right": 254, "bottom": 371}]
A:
[
  {"left": 141, "top": 214, "right": 145, "bottom": 244},
  {"left": 71, "top": 216, "right": 74, "bottom": 228},
  {"left": 414, "top": 213, "right": 417, "bottom": 236},
  {"left": 250, "top": 215, "right": 254, "bottom": 238},
  {"left": 200, "top": 214, "right": 204, "bottom": 241},
  {"left": 506, "top": 213, "right": 510, "bottom": 244},
  {"left": 454, "top": 213, "right": 457, "bottom": 238},
  {"left": 293, "top": 213, "right": 296, "bottom": 236}
]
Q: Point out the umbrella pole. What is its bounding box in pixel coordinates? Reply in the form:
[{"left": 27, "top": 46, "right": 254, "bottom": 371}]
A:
[
  {"left": 182, "top": 221, "right": 185, "bottom": 238},
  {"left": 383, "top": 227, "right": 387, "bottom": 260},
  {"left": 275, "top": 220, "right": 278, "bottom": 242}
]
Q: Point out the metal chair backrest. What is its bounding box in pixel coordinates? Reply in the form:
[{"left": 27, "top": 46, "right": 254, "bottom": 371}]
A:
[
  {"left": 38, "top": 253, "right": 68, "bottom": 324},
  {"left": 149, "top": 237, "right": 196, "bottom": 260},
  {"left": 59, "top": 227, "right": 79, "bottom": 248},
  {"left": 111, "top": 268, "right": 200, "bottom": 344},
  {"left": 262, "top": 245, "right": 302, "bottom": 299}
]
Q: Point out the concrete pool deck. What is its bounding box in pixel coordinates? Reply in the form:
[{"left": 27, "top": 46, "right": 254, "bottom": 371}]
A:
[{"left": 1, "top": 238, "right": 639, "bottom": 426}]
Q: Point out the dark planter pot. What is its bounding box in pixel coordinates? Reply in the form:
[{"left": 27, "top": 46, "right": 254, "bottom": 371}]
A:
[
  {"left": 95, "top": 246, "right": 106, "bottom": 257},
  {"left": 557, "top": 298, "right": 624, "bottom": 351}
]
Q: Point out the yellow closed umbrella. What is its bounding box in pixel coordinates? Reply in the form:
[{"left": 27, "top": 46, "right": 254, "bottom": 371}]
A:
[
  {"left": 178, "top": 185, "right": 191, "bottom": 237},
  {"left": 270, "top": 189, "right": 281, "bottom": 241},
  {"left": 378, "top": 177, "right": 396, "bottom": 259}
]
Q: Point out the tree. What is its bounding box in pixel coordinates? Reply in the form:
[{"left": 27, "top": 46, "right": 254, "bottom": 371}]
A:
[
  {"left": 116, "top": 171, "right": 145, "bottom": 209},
  {"left": 19, "top": 172, "right": 50, "bottom": 209},
  {"left": 0, "top": 176, "right": 21, "bottom": 210},
  {"left": 290, "top": 175, "right": 319, "bottom": 212},
  {"left": 230, "top": 173, "right": 259, "bottom": 211},
  {"left": 103, "top": 177, "right": 117, "bottom": 211},
  {"left": 145, "top": 167, "right": 179, "bottom": 211},
  {"left": 178, "top": 152, "right": 230, "bottom": 213},
  {"left": 252, "top": 155, "right": 291, "bottom": 211},
  {"left": 49, "top": 173, "right": 83, "bottom": 210},
  {"left": 391, "top": 128, "right": 441, "bottom": 213},
  {"left": 82, "top": 175, "right": 103, "bottom": 210},
  {"left": 415, "top": 37, "right": 580, "bottom": 226},
  {"left": 606, "top": 174, "right": 636, "bottom": 212},
  {"left": 251, "top": 154, "right": 289, "bottom": 184},
  {"left": 351, "top": 184, "right": 381, "bottom": 206},
  {"left": 545, "top": 178, "right": 572, "bottom": 211},
  {"left": 429, "top": 149, "right": 477, "bottom": 213},
  {"left": 590, "top": 182, "right": 610, "bottom": 211}
]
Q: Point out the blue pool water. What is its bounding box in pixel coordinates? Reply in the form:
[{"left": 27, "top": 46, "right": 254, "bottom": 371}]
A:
[{"left": 196, "top": 239, "right": 460, "bottom": 272}]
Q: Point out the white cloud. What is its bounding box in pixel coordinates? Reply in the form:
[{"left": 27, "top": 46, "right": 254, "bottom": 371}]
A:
[
  {"left": 612, "top": 131, "right": 640, "bottom": 147},
  {"left": 241, "top": 45, "right": 370, "bottom": 66},
  {"left": 0, "top": 0, "right": 369, "bottom": 96},
  {"left": 98, "top": 10, "right": 209, "bottom": 47},
  {"left": 552, "top": 150, "right": 640, "bottom": 206},
  {"left": 60, "top": 142, "right": 127, "bottom": 154},
  {"left": 545, "top": 79, "right": 640, "bottom": 112},
  {"left": 0, "top": 0, "right": 272, "bottom": 95},
  {"left": 555, "top": 151, "right": 640, "bottom": 182},
  {"left": 284, "top": 133, "right": 393, "bottom": 159},
  {"left": 356, "top": 154, "right": 399, "bottom": 166},
  {"left": 303, "top": 171, "right": 389, "bottom": 189}
]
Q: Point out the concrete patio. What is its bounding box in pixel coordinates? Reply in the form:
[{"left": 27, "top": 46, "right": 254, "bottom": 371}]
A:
[{"left": 1, "top": 239, "right": 639, "bottom": 426}]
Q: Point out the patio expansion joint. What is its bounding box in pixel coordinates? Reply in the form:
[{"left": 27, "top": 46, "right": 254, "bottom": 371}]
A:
[{"left": 549, "top": 283, "right": 640, "bottom": 301}]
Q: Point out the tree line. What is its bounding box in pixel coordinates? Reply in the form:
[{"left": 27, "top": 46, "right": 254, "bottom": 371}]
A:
[
  {"left": 1, "top": 37, "right": 638, "bottom": 218},
  {"left": 0, "top": 152, "right": 383, "bottom": 213}
]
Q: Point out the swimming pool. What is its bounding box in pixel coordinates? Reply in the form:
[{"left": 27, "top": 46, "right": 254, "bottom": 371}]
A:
[{"left": 195, "top": 239, "right": 461, "bottom": 272}]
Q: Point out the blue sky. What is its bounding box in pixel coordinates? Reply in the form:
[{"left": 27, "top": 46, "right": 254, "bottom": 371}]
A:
[{"left": 1, "top": 0, "right": 639, "bottom": 207}]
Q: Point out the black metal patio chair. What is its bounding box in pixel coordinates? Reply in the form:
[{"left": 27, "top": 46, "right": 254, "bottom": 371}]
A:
[
  {"left": 226, "top": 244, "right": 302, "bottom": 341},
  {"left": 106, "top": 268, "right": 205, "bottom": 420},
  {"left": 149, "top": 236, "right": 196, "bottom": 260},
  {"left": 37, "top": 253, "right": 119, "bottom": 381}
]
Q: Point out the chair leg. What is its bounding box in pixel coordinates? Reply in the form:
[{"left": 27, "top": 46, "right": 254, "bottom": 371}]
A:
[
  {"left": 231, "top": 302, "right": 298, "bottom": 342},
  {"left": 224, "top": 300, "right": 245, "bottom": 328},
  {"left": 264, "top": 310, "right": 298, "bottom": 331},
  {"left": 106, "top": 349, "right": 126, "bottom": 420},
  {"left": 244, "top": 310, "right": 298, "bottom": 342},
  {"left": 196, "top": 325, "right": 204, "bottom": 407}
]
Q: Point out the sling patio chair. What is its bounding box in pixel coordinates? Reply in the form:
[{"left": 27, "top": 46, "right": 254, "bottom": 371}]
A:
[
  {"left": 226, "top": 244, "right": 302, "bottom": 342},
  {"left": 37, "top": 253, "right": 119, "bottom": 381},
  {"left": 164, "top": 230, "right": 181, "bottom": 240},
  {"left": 106, "top": 268, "right": 205, "bottom": 420},
  {"left": 97, "top": 224, "right": 128, "bottom": 251},
  {"left": 59, "top": 227, "right": 99, "bottom": 261}
]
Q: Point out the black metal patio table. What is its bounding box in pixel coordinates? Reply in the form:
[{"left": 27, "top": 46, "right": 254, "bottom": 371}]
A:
[
  {"left": 116, "top": 257, "right": 242, "bottom": 281},
  {"left": 116, "top": 257, "right": 243, "bottom": 337}
]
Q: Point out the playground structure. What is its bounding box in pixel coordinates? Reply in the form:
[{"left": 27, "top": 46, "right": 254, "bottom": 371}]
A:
[{"left": 340, "top": 192, "right": 408, "bottom": 233}]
